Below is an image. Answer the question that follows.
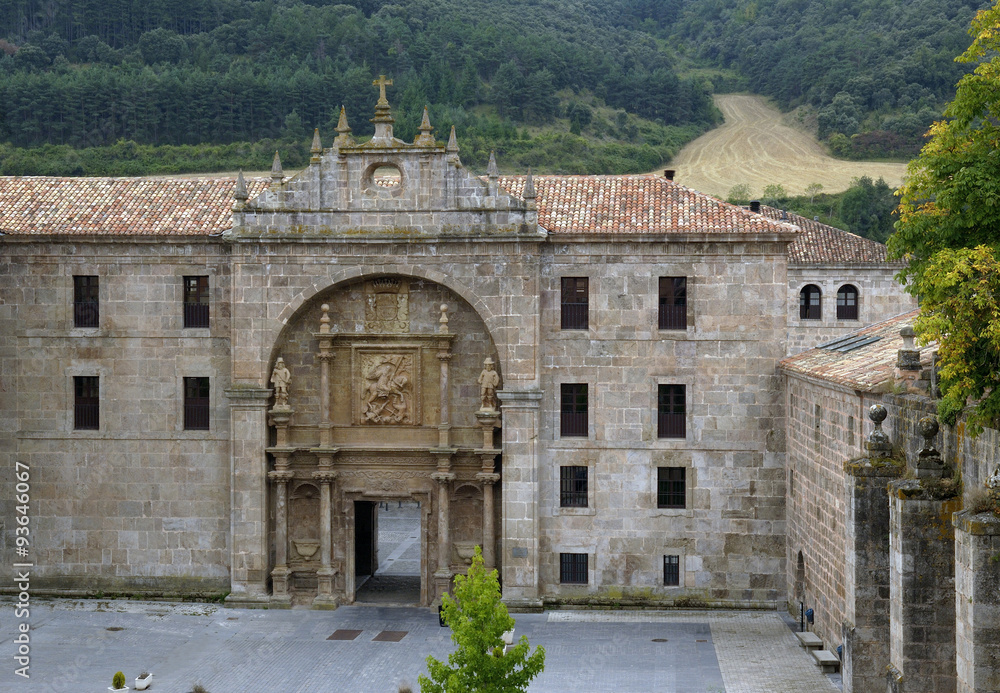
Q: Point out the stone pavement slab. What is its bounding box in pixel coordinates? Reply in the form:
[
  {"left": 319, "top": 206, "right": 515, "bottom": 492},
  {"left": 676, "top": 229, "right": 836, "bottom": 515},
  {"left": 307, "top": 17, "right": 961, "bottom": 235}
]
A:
[{"left": 0, "top": 600, "right": 841, "bottom": 693}]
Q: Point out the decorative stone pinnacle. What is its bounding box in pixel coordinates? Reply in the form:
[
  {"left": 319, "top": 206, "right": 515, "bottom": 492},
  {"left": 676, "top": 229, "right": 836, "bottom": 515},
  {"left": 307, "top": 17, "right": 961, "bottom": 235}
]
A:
[
  {"left": 234, "top": 170, "right": 248, "bottom": 202},
  {"left": 866, "top": 404, "right": 891, "bottom": 458},
  {"left": 915, "top": 415, "right": 945, "bottom": 478},
  {"left": 320, "top": 303, "right": 331, "bottom": 334},
  {"left": 414, "top": 105, "right": 436, "bottom": 146},
  {"left": 524, "top": 168, "right": 536, "bottom": 199},
  {"left": 487, "top": 150, "right": 499, "bottom": 178},
  {"left": 333, "top": 106, "right": 354, "bottom": 147},
  {"left": 271, "top": 151, "right": 283, "bottom": 183},
  {"left": 439, "top": 304, "right": 449, "bottom": 333},
  {"left": 446, "top": 125, "right": 459, "bottom": 153},
  {"left": 311, "top": 128, "right": 323, "bottom": 161}
]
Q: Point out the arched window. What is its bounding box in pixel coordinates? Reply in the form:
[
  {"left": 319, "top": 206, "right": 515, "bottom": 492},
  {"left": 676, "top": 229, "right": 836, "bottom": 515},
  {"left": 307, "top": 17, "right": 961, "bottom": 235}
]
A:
[
  {"left": 837, "top": 284, "right": 859, "bottom": 320},
  {"left": 799, "top": 285, "right": 821, "bottom": 320}
]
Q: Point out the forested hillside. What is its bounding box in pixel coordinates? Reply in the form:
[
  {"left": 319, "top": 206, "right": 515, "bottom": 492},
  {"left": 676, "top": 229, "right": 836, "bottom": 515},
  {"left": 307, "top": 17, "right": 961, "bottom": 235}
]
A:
[
  {"left": 0, "top": 0, "right": 717, "bottom": 175},
  {"left": 659, "top": 0, "right": 988, "bottom": 159}
]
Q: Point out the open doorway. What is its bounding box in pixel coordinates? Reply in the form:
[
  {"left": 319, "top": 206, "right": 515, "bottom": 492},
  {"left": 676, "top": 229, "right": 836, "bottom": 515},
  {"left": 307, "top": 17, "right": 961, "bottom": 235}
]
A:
[{"left": 354, "top": 500, "right": 421, "bottom": 605}]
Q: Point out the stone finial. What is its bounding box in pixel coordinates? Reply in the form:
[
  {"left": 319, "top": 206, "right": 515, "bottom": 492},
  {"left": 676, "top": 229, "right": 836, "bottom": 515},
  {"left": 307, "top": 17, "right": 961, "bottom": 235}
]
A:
[
  {"left": 446, "top": 125, "right": 459, "bottom": 153},
  {"left": 914, "top": 415, "right": 945, "bottom": 478},
  {"left": 477, "top": 357, "right": 501, "bottom": 413},
  {"left": 901, "top": 324, "right": 915, "bottom": 350},
  {"left": 310, "top": 128, "right": 323, "bottom": 163},
  {"left": 370, "top": 75, "right": 395, "bottom": 143},
  {"left": 373, "top": 74, "right": 393, "bottom": 105},
  {"left": 524, "top": 168, "right": 536, "bottom": 200},
  {"left": 319, "top": 303, "right": 331, "bottom": 334},
  {"left": 487, "top": 150, "right": 499, "bottom": 178},
  {"left": 233, "top": 170, "right": 248, "bottom": 203},
  {"left": 270, "top": 357, "right": 291, "bottom": 409},
  {"left": 270, "top": 150, "right": 284, "bottom": 185},
  {"left": 866, "top": 404, "right": 891, "bottom": 458},
  {"left": 896, "top": 324, "right": 921, "bottom": 375},
  {"left": 333, "top": 106, "right": 354, "bottom": 147},
  {"left": 438, "top": 303, "right": 449, "bottom": 334},
  {"left": 414, "top": 106, "right": 436, "bottom": 146}
]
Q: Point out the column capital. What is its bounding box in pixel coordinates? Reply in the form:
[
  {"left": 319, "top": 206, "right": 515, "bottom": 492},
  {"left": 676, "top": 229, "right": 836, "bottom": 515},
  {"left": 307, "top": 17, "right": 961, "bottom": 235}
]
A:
[
  {"left": 476, "top": 472, "right": 500, "bottom": 485},
  {"left": 312, "top": 470, "right": 339, "bottom": 484},
  {"left": 431, "top": 471, "right": 456, "bottom": 484},
  {"left": 268, "top": 470, "right": 295, "bottom": 483}
]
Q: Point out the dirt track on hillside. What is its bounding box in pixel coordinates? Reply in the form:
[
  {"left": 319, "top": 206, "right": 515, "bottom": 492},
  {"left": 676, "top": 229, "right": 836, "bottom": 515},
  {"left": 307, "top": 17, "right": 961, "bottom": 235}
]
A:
[{"left": 660, "top": 94, "right": 910, "bottom": 199}]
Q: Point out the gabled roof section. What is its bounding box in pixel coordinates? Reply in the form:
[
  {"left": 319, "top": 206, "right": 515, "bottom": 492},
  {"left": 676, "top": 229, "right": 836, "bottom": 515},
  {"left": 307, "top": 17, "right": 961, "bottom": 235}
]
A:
[
  {"left": 759, "top": 205, "right": 890, "bottom": 264},
  {"left": 0, "top": 176, "right": 269, "bottom": 236},
  {"left": 780, "top": 310, "right": 932, "bottom": 391},
  {"left": 498, "top": 176, "right": 799, "bottom": 235}
]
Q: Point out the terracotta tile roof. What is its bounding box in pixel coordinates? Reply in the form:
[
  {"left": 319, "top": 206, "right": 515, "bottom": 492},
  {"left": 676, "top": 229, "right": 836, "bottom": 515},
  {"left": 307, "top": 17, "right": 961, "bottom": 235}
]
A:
[
  {"left": 499, "top": 175, "right": 799, "bottom": 235},
  {"left": 780, "top": 310, "right": 933, "bottom": 391},
  {"left": 0, "top": 176, "right": 268, "bottom": 236},
  {"left": 759, "top": 205, "right": 890, "bottom": 264}
]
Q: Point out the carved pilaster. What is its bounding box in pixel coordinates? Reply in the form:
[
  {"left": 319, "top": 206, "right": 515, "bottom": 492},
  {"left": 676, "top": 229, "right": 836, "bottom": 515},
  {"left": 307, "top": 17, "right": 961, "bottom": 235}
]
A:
[
  {"left": 477, "top": 471, "right": 500, "bottom": 570},
  {"left": 267, "top": 469, "right": 295, "bottom": 606},
  {"left": 316, "top": 303, "right": 334, "bottom": 448},
  {"left": 437, "top": 306, "right": 452, "bottom": 448},
  {"left": 312, "top": 469, "right": 339, "bottom": 609},
  {"left": 431, "top": 471, "right": 456, "bottom": 601}
]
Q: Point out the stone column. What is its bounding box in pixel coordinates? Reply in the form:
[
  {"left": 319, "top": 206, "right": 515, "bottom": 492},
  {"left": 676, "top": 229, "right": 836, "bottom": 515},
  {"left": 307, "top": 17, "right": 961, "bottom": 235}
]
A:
[
  {"left": 312, "top": 468, "right": 339, "bottom": 609},
  {"left": 436, "top": 304, "right": 452, "bottom": 449},
  {"left": 497, "top": 389, "right": 543, "bottom": 611},
  {"left": 224, "top": 386, "right": 273, "bottom": 607},
  {"left": 317, "top": 304, "right": 334, "bottom": 448},
  {"left": 477, "top": 469, "right": 500, "bottom": 570},
  {"left": 267, "top": 469, "right": 294, "bottom": 607},
  {"left": 431, "top": 470, "right": 455, "bottom": 602},
  {"left": 842, "top": 405, "right": 903, "bottom": 693},
  {"left": 887, "top": 418, "right": 959, "bottom": 693},
  {"left": 953, "top": 506, "right": 1000, "bottom": 693}
]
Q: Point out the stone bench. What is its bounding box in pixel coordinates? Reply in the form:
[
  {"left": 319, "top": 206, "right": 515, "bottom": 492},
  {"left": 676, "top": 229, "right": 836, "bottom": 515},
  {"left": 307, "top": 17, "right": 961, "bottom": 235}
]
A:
[
  {"left": 812, "top": 649, "right": 841, "bottom": 673},
  {"left": 794, "top": 631, "right": 824, "bottom": 650}
]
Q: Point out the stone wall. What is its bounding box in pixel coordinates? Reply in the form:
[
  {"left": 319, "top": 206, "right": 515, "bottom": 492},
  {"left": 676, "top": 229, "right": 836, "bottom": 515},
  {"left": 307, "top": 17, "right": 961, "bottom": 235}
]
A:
[
  {"left": 786, "top": 264, "right": 916, "bottom": 355},
  {"left": 954, "top": 510, "right": 1000, "bottom": 693},
  {"left": 0, "top": 238, "right": 233, "bottom": 595}
]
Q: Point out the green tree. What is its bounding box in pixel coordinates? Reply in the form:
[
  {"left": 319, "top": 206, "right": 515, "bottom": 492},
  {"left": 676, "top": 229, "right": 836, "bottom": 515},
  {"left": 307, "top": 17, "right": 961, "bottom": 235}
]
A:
[
  {"left": 727, "top": 183, "right": 753, "bottom": 204},
  {"left": 419, "top": 547, "right": 545, "bottom": 693},
  {"left": 888, "top": 1, "right": 1000, "bottom": 435}
]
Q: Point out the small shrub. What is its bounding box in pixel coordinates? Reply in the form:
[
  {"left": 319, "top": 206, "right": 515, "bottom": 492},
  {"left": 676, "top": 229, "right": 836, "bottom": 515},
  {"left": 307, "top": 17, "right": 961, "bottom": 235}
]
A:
[
  {"left": 192, "top": 685, "right": 209, "bottom": 693},
  {"left": 965, "top": 487, "right": 1000, "bottom": 515},
  {"left": 112, "top": 671, "right": 126, "bottom": 689}
]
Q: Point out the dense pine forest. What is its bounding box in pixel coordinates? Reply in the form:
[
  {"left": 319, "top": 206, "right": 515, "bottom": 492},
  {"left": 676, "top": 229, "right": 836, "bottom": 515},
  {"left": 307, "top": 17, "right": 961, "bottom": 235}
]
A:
[{"left": 0, "top": 0, "right": 988, "bottom": 178}]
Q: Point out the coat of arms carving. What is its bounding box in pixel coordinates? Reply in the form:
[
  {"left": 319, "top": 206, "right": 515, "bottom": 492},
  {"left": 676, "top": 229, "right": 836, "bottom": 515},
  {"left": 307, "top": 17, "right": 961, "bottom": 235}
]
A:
[{"left": 364, "top": 277, "right": 409, "bottom": 333}]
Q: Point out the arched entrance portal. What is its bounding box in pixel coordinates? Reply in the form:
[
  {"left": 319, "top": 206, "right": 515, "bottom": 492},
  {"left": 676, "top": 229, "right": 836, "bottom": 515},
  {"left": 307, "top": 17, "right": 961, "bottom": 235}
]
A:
[{"left": 265, "top": 275, "right": 502, "bottom": 608}]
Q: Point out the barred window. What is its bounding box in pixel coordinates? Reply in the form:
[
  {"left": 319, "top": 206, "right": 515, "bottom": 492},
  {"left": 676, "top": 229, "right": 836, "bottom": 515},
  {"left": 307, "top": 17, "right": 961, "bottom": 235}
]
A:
[
  {"left": 559, "top": 553, "right": 588, "bottom": 584},
  {"left": 658, "top": 276, "right": 687, "bottom": 330},
  {"left": 657, "top": 384, "right": 685, "bottom": 439},
  {"left": 183, "top": 276, "right": 210, "bottom": 328},
  {"left": 73, "top": 276, "right": 99, "bottom": 328},
  {"left": 663, "top": 555, "right": 680, "bottom": 586},
  {"left": 560, "top": 466, "right": 588, "bottom": 507},
  {"left": 184, "top": 377, "right": 210, "bottom": 430},
  {"left": 560, "top": 277, "right": 589, "bottom": 329},
  {"left": 74, "top": 376, "right": 99, "bottom": 430},
  {"left": 657, "top": 467, "right": 686, "bottom": 509},
  {"left": 560, "top": 384, "right": 588, "bottom": 437}
]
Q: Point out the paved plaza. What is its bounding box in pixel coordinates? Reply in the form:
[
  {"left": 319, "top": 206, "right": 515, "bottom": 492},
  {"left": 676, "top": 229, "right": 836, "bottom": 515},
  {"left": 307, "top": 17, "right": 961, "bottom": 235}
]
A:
[{"left": 1, "top": 599, "right": 841, "bottom": 693}]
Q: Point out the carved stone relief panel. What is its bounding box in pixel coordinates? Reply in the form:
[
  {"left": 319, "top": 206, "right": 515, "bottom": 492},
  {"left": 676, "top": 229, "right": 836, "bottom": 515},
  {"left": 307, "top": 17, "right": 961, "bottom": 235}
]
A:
[
  {"left": 288, "top": 482, "right": 320, "bottom": 563},
  {"left": 364, "top": 277, "right": 409, "bottom": 333},
  {"left": 354, "top": 349, "right": 421, "bottom": 425}
]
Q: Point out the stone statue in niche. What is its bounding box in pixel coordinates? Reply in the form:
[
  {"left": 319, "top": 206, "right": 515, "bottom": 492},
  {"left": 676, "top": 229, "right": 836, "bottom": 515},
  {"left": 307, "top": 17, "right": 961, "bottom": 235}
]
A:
[
  {"left": 361, "top": 354, "right": 413, "bottom": 424},
  {"left": 477, "top": 357, "right": 500, "bottom": 412},
  {"left": 270, "top": 357, "right": 291, "bottom": 408},
  {"left": 364, "top": 277, "right": 409, "bottom": 333}
]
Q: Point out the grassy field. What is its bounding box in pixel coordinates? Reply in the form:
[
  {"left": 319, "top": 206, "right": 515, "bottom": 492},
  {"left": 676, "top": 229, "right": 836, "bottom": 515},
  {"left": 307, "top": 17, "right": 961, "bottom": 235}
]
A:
[{"left": 659, "top": 94, "right": 910, "bottom": 199}]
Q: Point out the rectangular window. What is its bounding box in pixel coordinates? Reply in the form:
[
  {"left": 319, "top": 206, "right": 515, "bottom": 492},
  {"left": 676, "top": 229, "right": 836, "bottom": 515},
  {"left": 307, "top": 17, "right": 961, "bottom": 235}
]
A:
[
  {"left": 73, "top": 275, "right": 99, "bottom": 328},
  {"left": 183, "top": 276, "right": 210, "bottom": 328},
  {"left": 663, "top": 555, "right": 680, "bottom": 586},
  {"left": 559, "top": 553, "right": 588, "bottom": 584},
  {"left": 184, "top": 377, "right": 210, "bottom": 430},
  {"left": 74, "top": 376, "right": 99, "bottom": 430},
  {"left": 657, "top": 467, "right": 686, "bottom": 508},
  {"left": 560, "top": 384, "right": 588, "bottom": 437},
  {"left": 559, "top": 466, "right": 588, "bottom": 507},
  {"left": 658, "top": 276, "right": 687, "bottom": 330},
  {"left": 560, "top": 277, "right": 589, "bottom": 329},
  {"left": 657, "top": 384, "right": 686, "bottom": 439}
]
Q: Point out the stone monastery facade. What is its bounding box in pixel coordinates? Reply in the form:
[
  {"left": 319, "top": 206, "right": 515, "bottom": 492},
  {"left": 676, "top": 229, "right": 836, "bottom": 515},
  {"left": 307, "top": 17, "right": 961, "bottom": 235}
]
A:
[{"left": 0, "top": 90, "right": 915, "bottom": 610}]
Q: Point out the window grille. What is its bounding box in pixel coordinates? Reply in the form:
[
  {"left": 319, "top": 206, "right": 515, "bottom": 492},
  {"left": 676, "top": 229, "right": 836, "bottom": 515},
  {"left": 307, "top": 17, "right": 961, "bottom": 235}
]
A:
[
  {"left": 560, "top": 277, "right": 589, "bottom": 329},
  {"left": 560, "top": 466, "right": 588, "bottom": 507},
  {"left": 183, "top": 276, "right": 210, "bottom": 328},
  {"left": 657, "top": 467, "right": 686, "bottom": 508},
  {"left": 560, "top": 384, "right": 588, "bottom": 437},
  {"left": 657, "top": 384, "right": 685, "bottom": 439},
  {"left": 73, "top": 276, "right": 99, "bottom": 328},
  {"left": 74, "top": 376, "right": 99, "bottom": 430},
  {"left": 658, "top": 276, "right": 687, "bottom": 329},
  {"left": 559, "top": 553, "right": 588, "bottom": 584},
  {"left": 184, "top": 377, "right": 210, "bottom": 430},
  {"left": 663, "top": 555, "right": 680, "bottom": 586}
]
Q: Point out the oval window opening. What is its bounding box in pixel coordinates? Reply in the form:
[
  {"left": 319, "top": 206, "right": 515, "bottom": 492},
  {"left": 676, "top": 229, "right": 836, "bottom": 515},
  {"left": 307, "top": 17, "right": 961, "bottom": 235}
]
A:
[{"left": 372, "top": 165, "right": 401, "bottom": 188}]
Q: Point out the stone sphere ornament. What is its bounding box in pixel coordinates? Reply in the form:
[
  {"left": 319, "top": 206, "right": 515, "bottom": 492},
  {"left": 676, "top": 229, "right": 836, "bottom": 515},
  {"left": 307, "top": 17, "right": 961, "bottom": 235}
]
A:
[
  {"left": 868, "top": 404, "right": 887, "bottom": 424},
  {"left": 918, "top": 415, "right": 939, "bottom": 441}
]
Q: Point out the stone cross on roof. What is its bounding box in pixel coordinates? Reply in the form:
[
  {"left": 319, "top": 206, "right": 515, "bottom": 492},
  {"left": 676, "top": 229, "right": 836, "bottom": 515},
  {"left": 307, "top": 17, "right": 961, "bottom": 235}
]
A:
[{"left": 373, "top": 75, "right": 393, "bottom": 105}]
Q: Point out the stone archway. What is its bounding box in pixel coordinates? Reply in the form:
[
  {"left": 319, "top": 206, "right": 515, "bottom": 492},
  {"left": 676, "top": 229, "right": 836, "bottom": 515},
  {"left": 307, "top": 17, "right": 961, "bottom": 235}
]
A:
[{"left": 264, "top": 274, "right": 503, "bottom": 608}]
